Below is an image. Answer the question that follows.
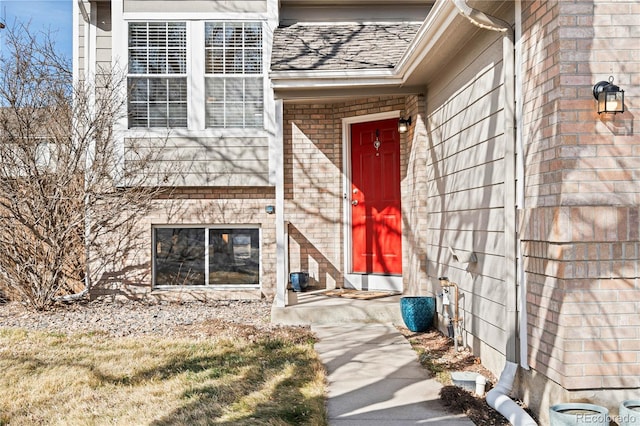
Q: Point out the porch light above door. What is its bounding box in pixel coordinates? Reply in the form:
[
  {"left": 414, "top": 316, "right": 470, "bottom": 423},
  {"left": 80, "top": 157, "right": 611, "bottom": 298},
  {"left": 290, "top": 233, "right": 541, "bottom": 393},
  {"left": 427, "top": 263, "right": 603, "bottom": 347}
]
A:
[
  {"left": 593, "top": 76, "right": 624, "bottom": 114},
  {"left": 398, "top": 116, "right": 412, "bottom": 133}
]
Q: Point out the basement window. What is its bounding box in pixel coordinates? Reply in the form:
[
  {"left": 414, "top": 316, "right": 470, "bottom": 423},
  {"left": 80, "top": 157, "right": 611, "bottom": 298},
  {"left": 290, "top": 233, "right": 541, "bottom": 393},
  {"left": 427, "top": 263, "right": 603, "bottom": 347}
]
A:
[{"left": 153, "top": 226, "right": 260, "bottom": 288}]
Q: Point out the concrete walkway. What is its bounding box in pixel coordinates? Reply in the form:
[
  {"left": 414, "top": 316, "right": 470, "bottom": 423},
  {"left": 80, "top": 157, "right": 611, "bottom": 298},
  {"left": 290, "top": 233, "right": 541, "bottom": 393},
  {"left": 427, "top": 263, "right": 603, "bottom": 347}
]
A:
[{"left": 312, "top": 323, "right": 474, "bottom": 425}]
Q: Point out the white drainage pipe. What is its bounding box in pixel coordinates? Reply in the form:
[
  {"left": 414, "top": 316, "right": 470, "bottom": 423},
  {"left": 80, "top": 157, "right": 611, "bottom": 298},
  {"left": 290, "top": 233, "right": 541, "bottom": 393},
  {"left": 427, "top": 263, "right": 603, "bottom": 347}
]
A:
[{"left": 486, "top": 362, "right": 537, "bottom": 425}]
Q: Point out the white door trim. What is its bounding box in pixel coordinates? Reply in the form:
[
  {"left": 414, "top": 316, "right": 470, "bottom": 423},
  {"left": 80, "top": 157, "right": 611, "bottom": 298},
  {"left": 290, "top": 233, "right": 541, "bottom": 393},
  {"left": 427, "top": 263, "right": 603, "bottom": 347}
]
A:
[{"left": 341, "top": 111, "right": 403, "bottom": 292}]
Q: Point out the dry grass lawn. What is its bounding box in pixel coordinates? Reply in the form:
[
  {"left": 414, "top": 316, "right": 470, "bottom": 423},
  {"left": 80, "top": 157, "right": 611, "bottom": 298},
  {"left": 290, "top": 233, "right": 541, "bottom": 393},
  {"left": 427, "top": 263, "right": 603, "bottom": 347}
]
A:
[{"left": 0, "top": 322, "right": 326, "bottom": 425}]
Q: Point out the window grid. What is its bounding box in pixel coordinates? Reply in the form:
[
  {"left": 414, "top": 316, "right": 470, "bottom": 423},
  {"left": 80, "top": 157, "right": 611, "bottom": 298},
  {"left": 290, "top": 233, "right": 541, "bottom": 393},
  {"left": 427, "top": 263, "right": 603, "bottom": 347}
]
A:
[
  {"left": 127, "top": 22, "right": 188, "bottom": 129},
  {"left": 204, "top": 22, "right": 264, "bottom": 129}
]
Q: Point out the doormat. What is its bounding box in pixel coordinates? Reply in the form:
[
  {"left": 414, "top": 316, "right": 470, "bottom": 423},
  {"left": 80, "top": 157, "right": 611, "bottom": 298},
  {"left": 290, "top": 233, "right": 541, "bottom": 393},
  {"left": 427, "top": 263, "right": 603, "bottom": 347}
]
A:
[{"left": 322, "top": 289, "right": 401, "bottom": 300}]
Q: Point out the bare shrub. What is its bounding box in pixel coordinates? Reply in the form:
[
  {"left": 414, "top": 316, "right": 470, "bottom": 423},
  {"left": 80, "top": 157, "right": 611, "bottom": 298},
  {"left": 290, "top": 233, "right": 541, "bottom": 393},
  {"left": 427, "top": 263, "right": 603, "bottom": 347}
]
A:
[{"left": 0, "top": 23, "right": 170, "bottom": 309}]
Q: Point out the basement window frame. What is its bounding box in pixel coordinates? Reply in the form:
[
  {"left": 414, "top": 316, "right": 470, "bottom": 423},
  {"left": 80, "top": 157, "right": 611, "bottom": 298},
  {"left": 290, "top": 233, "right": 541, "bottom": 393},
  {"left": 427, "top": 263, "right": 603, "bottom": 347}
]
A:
[{"left": 152, "top": 224, "right": 261, "bottom": 289}]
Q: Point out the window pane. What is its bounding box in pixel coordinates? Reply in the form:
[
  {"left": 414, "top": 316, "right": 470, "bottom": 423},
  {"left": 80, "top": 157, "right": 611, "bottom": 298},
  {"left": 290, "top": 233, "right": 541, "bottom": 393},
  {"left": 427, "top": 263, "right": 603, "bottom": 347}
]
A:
[
  {"left": 226, "top": 23, "right": 243, "bottom": 48},
  {"left": 155, "top": 228, "right": 206, "bottom": 286},
  {"left": 168, "top": 79, "right": 187, "bottom": 101},
  {"left": 129, "top": 23, "right": 148, "bottom": 47},
  {"left": 209, "top": 229, "right": 259, "bottom": 285},
  {"left": 204, "top": 22, "right": 264, "bottom": 129},
  {"left": 147, "top": 49, "right": 167, "bottom": 74},
  {"left": 128, "top": 22, "right": 186, "bottom": 76},
  {"left": 245, "top": 78, "right": 263, "bottom": 103},
  {"left": 168, "top": 22, "right": 187, "bottom": 48},
  {"left": 149, "top": 78, "right": 168, "bottom": 100},
  {"left": 245, "top": 103, "right": 263, "bottom": 127},
  {"left": 225, "top": 103, "right": 244, "bottom": 127},
  {"left": 148, "top": 23, "right": 168, "bottom": 47},
  {"left": 225, "top": 78, "right": 243, "bottom": 99},
  {"left": 128, "top": 78, "right": 148, "bottom": 101},
  {"left": 205, "top": 78, "right": 223, "bottom": 127},
  {"left": 148, "top": 103, "right": 167, "bottom": 127},
  {"left": 128, "top": 77, "right": 186, "bottom": 128},
  {"left": 167, "top": 49, "right": 187, "bottom": 74},
  {"left": 129, "top": 50, "right": 148, "bottom": 74},
  {"left": 205, "top": 23, "right": 224, "bottom": 47},
  {"left": 128, "top": 104, "right": 148, "bottom": 127},
  {"left": 224, "top": 49, "right": 243, "bottom": 73},
  {"left": 205, "top": 103, "right": 224, "bottom": 128},
  {"left": 205, "top": 78, "right": 224, "bottom": 101},
  {"left": 244, "top": 49, "right": 262, "bottom": 74},
  {"left": 244, "top": 24, "right": 262, "bottom": 47},
  {"left": 168, "top": 104, "right": 188, "bottom": 127},
  {"left": 205, "top": 49, "right": 224, "bottom": 74}
]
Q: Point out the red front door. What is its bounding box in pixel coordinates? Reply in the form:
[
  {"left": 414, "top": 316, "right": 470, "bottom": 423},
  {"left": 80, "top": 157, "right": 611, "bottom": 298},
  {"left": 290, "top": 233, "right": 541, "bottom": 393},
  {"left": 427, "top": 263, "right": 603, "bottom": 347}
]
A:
[{"left": 351, "top": 118, "right": 402, "bottom": 275}]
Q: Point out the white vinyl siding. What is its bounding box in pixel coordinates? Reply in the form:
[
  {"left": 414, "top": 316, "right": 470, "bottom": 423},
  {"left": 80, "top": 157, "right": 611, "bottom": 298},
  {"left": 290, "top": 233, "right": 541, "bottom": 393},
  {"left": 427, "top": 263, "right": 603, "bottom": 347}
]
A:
[
  {"left": 123, "top": 0, "right": 268, "bottom": 14},
  {"left": 425, "top": 34, "right": 508, "bottom": 366},
  {"left": 205, "top": 22, "right": 264, "bottom": 128},
  {"left": 127, "top": 22, "right": 187, "bottom": 128}
]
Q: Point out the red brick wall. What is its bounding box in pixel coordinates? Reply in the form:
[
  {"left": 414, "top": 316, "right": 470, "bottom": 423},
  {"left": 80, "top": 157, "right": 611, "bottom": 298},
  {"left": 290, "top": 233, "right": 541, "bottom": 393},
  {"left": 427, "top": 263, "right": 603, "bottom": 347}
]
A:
[
  {"left": 91, "top": 187, "right": 276, "bottom": 300},
  {"left": 521, "top": 0, "right": 640, "bottom": 394}
]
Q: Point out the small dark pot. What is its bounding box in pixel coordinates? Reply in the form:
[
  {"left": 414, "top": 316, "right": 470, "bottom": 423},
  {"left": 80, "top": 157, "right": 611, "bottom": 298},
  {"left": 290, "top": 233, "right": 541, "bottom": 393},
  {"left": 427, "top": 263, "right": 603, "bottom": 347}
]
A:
[{"left": 290, "top": 272, "right": 309, "bottom": 292}]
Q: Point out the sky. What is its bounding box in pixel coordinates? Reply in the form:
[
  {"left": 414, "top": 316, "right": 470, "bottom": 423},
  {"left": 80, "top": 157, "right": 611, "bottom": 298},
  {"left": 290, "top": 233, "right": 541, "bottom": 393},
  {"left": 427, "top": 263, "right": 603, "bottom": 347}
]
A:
[{"left": 0, "top": 0, "right": 72, "bottom": 59}]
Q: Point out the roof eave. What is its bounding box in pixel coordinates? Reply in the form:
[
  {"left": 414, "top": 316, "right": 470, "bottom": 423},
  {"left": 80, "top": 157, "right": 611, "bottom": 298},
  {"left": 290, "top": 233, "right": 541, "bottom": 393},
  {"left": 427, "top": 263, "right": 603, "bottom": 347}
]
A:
[
  {"left": 270, "top": 0, "right": 464, "bottom": 93},
  {"left": 270, "top": 68, "right": 401, "bottom": 89},
  {"left": 394, "top": 0, "right": 460, "bottom": 82}
]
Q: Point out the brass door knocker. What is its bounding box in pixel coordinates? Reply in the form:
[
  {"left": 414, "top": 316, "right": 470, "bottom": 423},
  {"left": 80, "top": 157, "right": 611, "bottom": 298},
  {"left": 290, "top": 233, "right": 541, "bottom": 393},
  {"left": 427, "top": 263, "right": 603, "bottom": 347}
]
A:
[{"left": 373, "top": 129, "right": 381, "bottom": 156}]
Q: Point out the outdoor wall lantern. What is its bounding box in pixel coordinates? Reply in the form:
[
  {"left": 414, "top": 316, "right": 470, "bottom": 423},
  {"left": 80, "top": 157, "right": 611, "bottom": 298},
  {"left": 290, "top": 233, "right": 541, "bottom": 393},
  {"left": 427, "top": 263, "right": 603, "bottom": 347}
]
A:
[
  {"left": 398, "top": 116, "right": 412, "bottom": 133},
  {"left": 593, "top": 76, "right": 624, "bottom": 114}
]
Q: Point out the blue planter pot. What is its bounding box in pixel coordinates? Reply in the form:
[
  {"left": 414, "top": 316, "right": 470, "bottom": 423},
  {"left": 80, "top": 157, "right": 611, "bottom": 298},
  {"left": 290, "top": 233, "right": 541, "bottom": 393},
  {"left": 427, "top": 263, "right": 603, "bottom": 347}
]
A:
[
  {"left": 290, "top": 272, "right": 309, "bottom": 292},
  {"left": 401, "top": 296, "right": 435, "bottom": 332}
]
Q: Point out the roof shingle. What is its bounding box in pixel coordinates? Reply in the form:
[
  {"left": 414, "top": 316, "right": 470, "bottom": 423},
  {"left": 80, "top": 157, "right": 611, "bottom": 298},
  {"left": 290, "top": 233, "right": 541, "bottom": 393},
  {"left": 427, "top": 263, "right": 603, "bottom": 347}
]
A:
[{"left": 271, "top": 23, "right": 422, "bottom": 72}]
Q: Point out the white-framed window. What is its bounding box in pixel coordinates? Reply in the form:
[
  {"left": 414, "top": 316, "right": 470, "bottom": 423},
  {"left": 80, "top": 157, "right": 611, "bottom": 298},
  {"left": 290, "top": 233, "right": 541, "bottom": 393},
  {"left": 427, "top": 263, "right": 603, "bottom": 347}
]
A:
[
  {"left": 127, "top": 22, "right": 188, "bottom": 128},
  {"left": 205, "top": 22, "right": 263, "bottom": 128},
  {"left": 126, "top": 20, "right": 264, "bottom": 130},
  {"left": 153, "top": 226, "right": 260, "bottom": 287}
]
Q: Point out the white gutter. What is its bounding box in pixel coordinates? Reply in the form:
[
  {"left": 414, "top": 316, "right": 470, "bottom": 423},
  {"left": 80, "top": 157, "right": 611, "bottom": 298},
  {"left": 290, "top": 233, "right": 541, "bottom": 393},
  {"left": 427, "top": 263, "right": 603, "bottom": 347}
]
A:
[
  {"left": 451, "top": 1, "right": 534, "bottom": 424},
  {"left": 269, "top": 70, "right": 404, "bottom": 90},
  {"left": 394, "top": 0, "right": 462, "bottom": 81}
]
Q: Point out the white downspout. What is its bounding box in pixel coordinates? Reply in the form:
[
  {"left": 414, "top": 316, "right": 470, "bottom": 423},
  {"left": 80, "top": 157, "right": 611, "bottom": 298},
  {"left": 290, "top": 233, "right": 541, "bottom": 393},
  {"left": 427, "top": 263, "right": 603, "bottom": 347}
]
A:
[
  {"left": 514, "top": 0, "right": 529, "bottom": 371},
  {"left": 452, "top": 1, "right": 535, "bottom": 424},
  {"left": 57, "top": 0, "right": 93, "bottom": 303},
  {"left": 274, "top": 99, "right": 286, "bottom": 308},
  {"left": 486, "top": 361, "right": 537, "bottom": 426}
]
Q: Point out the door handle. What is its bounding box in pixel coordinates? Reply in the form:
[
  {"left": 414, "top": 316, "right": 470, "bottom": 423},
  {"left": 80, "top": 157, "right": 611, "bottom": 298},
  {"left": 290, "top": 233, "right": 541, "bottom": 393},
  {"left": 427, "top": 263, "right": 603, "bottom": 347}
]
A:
[{"left": 351, "top": 200, "right": 358, "bottom": 206}]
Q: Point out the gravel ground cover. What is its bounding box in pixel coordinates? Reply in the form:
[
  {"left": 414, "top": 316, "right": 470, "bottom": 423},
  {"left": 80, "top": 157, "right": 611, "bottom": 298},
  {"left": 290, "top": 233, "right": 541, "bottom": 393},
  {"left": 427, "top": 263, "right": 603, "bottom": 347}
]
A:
[{"left": 0, "top": 299, "right": 276, "bottom": 337}]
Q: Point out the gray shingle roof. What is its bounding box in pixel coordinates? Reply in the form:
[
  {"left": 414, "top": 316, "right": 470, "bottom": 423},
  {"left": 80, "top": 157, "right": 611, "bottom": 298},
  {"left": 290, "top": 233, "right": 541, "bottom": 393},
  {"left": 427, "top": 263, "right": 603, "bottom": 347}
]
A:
[{"left": 271, "top": 23, "right": 422, "bottom": 72}]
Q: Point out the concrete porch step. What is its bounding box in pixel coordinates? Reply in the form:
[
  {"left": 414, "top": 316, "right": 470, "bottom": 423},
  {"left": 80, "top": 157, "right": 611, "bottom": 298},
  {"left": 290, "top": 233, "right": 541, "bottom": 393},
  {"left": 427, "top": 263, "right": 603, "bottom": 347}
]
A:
[{"left": 270, "top": 290, "right": 404, "bottom": 326}]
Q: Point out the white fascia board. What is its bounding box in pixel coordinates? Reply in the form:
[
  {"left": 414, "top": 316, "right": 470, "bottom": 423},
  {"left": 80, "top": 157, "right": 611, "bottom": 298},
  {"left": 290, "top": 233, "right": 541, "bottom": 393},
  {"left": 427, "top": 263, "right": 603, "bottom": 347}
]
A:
[
  {"left": 394, "top": 0, "right": 459, "bottom": 79},
  {"left": 270, "top": 69, "right": 401, "bottom": 89}
]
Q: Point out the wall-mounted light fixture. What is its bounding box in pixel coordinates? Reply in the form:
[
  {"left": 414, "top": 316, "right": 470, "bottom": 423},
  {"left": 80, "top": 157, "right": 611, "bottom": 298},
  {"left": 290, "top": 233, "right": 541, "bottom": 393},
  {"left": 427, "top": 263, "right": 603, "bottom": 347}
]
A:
[
  {"left": 593, "top": 76, "right": 624, "bottom": 114},
  {"left": 398, "top": 116, "right": 412, "bottom": 134}
]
